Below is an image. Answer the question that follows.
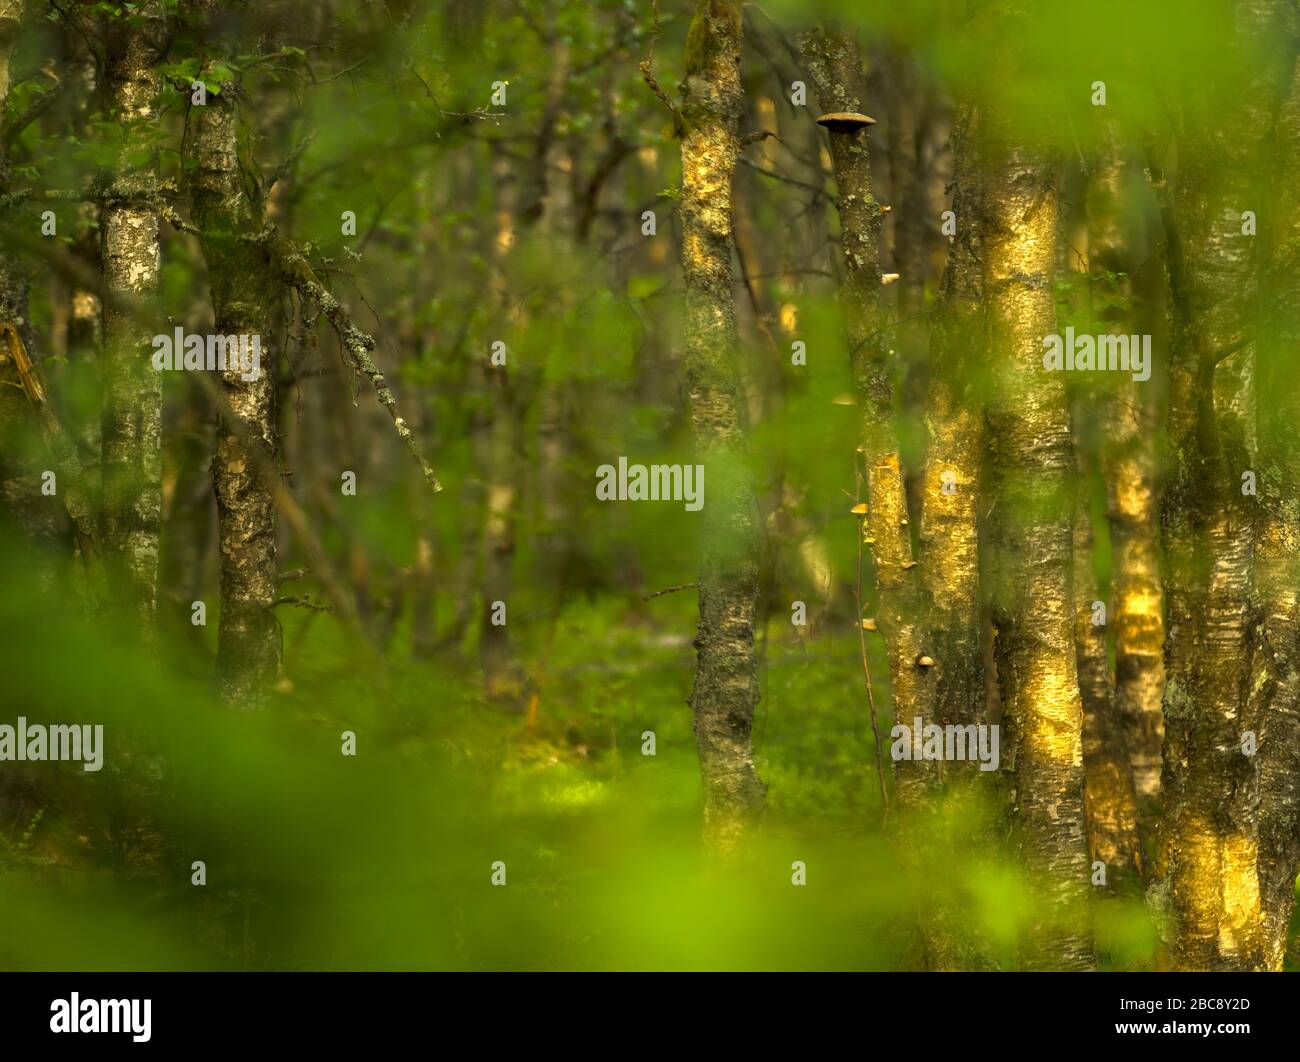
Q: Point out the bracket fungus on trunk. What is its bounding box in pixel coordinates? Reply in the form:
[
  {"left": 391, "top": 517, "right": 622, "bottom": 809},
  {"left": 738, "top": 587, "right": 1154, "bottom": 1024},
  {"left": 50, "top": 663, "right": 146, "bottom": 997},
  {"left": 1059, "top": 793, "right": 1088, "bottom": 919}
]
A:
[{"left": 815, "top": 111, "right": 878, "bottom": 134}]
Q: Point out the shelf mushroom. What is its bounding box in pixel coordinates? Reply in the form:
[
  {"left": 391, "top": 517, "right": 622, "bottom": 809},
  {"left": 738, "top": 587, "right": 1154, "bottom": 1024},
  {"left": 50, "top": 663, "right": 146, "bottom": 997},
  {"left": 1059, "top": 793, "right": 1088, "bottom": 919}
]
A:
[{"left": 814, "top": 111, "right": 878, "bottom": 134}]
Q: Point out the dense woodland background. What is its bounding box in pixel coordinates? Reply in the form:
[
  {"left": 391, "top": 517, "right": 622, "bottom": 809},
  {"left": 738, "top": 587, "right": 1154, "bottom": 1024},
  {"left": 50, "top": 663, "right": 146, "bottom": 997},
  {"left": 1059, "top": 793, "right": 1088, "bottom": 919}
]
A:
[{"left": 0, "top": 0, "right": 1298, "bottom": 972}]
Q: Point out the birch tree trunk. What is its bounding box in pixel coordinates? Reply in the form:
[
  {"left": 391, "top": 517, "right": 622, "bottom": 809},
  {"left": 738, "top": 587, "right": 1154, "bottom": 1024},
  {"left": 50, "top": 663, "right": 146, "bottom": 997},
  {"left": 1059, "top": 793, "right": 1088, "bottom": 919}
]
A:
[
  {"left": 983, "top": 133, "right": 1093, "bottom": 968},
  {"left": 799, "top": 24, "right": 937, "bottom": 806},
  {"left": 678, "top": 0, "right": 764, "bottom": 846},
  {"left": 1088, "top": 145, "right": 1165, "bottom": 849},
  {"left": 1249, "top": 19, "right": 1300, "bottom": 972},
  {"left": 479, "top": 146, "right": 524, "bottom": 703},
  {"left": 1077, "top": 145, "right": 1145, "bottom": 879},
  {"left": 923, "top": 105, "right": 985, "bottom": 760},
  {"left": 1148, "top": 0, "right": 1300, "bottom": 970},
  {"left": 1074, "top": 444, "right": 1143, "bottom": 881},
  {"left": 100, "top": 0, "right": 163, "bottom": 636},
  {"left": 186, "top": 1, "right": 281, "bottom": 707}
]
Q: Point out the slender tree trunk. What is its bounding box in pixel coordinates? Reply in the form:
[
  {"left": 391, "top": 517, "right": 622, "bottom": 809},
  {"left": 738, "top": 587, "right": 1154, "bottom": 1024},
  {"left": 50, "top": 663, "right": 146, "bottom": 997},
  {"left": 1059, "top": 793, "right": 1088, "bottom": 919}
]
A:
[
  {"left": 905, "top": 103, "right": 994, "bottom": 971},
  {"left": 983, "top": 132, "right": 1093, "bottom": 968},
  {"left": 1073, "top": 443, "right": 1143, "bottom": 881},
  {"left": 479, "top": 363, "right": 517, "bottom": 698},
  {"left": 160, "top": 374, "right": 215, "bottom": 671},
  {"left": 1088, "top": 144, "right": 1166, "bottom": 848},
  {"left": 185, "top": 2, "right": 281, "bottom": 707},
  {"left": 923, "top": 104, "right": 985, "bottom": 756},
  {"left": 478, "top": 147, "right": 521, "bottom": 701},
  {"left": 100, "top": 0, "right": 163, "bottom": 637},
  {"left": 800, "top": 24, "right": 937, "bottom": 807},
  {"left": 677, "top": 0, "right": 764, "bottom": 846},
  {"left": 1155, "top": 163, "right": 1261, "bottom": 969},
  {"left": 1250, "top": 19, "right": 1300, "bottom": 972},
  {"left": 1071, "top": 144, "right": 1145, "bottom": 881},
  {"left": 886, "top": 54, "right": 933, "bottom": 529}
]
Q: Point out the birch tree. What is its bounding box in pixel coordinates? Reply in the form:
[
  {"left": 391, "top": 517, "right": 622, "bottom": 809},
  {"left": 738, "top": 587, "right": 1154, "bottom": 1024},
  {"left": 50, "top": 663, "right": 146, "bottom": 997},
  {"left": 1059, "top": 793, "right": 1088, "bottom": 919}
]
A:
[
  {"left": 100, "top": 0, "right": 164, "bottom": 636},
  {"left": 1077, "top": 145, "right": 1145, "bottom": 878},
  {"left": 799, "top": 24, "right": 938, "bottom": 808},
  {"left": 922, "top": 105, "right": 986, "bottom": 775},
  {"left": 1253, "top": 25, "right": 1300, "bottom": 972},
  {"left": 1089, "top": 146, "right": 1166, "bottom": 837},
  {"left": 1150, "top": 0, "right": 1295, "bottom": 971},
  {"left": 983, "top": 119, "right": 1093, "bottom": 969},
  {"left": 184, "top": 0, "right": 281, "bottom": 706},
  {"left": 646, "top": 0, "right": 765, "bottom": 846}
]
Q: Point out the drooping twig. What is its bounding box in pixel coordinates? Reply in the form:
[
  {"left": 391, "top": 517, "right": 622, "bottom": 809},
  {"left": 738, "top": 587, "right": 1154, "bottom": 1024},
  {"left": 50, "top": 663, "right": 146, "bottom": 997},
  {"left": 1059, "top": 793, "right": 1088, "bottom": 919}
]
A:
[{"left": 639, "top": 0, "right": 685, "bottom": 137}]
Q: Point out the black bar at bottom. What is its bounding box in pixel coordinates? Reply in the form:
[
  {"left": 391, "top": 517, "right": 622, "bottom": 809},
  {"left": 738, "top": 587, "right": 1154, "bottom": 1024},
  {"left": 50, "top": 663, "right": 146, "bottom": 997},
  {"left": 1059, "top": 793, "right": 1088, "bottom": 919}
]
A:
[{"left": 0, "top": 970, "right": 1291, "bottom": 1049}]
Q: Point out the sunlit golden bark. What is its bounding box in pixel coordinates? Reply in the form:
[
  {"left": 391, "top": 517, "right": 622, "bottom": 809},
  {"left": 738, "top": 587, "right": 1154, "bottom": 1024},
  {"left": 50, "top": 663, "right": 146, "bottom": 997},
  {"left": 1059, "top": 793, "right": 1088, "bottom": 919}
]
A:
[
  {"left": 1073, "top": 449, "right": 1143, "bottom": 881},
  {"left": 1150, "top": 0, "right": 1294, "bottom": 971},
  {"left": 1075, "top": 145, "right": 1146, "bottom": 879},
  {"left": 984, "top": 135, "right": 1093, "bottom": 968}
]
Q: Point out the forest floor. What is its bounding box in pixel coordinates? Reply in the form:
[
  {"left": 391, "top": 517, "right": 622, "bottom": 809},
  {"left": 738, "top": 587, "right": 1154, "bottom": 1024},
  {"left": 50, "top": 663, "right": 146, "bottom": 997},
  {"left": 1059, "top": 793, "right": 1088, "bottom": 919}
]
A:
[{"left": 0, "top": 554, "right": 1286, "bottom": 969}]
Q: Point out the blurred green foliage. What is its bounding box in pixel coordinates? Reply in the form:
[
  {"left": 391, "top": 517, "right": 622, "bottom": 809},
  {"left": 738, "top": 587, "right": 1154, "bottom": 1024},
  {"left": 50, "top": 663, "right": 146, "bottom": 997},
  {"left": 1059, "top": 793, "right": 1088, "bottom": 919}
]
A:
[
  {"left": 0, "top": 537, "right": 1164, "bottom": 970},
  {"left": 3, "top": 0, "right": 1295, "bottom": 973}
]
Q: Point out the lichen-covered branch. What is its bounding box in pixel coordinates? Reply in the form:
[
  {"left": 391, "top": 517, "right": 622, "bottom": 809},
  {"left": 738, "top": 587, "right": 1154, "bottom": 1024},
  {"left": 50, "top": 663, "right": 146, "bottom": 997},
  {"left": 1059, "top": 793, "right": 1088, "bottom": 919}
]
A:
[{"left": 265, "top": 233, "right": 442, "bottom": 497}]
